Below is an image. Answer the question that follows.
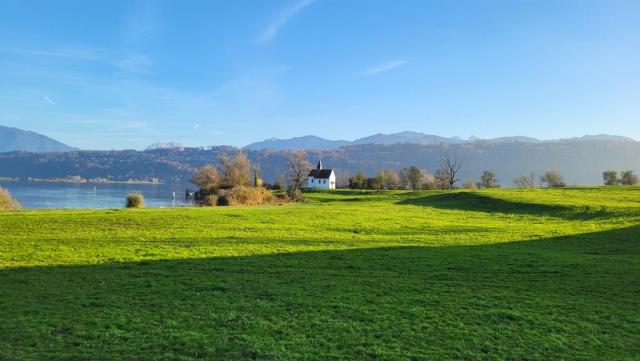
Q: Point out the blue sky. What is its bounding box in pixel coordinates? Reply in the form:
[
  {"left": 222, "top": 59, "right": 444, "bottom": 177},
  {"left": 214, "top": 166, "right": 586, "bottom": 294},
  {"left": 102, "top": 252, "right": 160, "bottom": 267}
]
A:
[{"left": 1, "top": 0, "right": 639, "bottom": 149}]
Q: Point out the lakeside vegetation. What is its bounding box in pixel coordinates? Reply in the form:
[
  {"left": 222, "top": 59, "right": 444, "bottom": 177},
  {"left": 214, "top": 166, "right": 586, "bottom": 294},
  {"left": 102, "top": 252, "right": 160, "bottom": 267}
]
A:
[
  {"left": 0, "top": 187, "right": 20, "bottom": 210},
  {"left": 1, "top": 187, "right": 639, "bottom": 359}
]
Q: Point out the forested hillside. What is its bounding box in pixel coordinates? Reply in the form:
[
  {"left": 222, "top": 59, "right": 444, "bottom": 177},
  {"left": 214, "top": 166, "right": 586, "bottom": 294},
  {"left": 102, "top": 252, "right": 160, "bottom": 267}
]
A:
[{"left": 1, "top": 140, "right": 639, "bottom": 185}]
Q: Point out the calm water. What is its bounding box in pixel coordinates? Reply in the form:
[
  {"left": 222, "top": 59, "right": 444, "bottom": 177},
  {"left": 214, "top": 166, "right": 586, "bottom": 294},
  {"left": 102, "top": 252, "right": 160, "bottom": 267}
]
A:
[{"left": 0, "top": 181, "right": 194, "bottom": 209}]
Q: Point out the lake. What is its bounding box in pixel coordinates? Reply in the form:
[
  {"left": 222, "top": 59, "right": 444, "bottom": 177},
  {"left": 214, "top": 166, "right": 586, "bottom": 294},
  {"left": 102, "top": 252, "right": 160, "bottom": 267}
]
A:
[{"left": 0, "top": 181, "right": 195, "bottom": 209}]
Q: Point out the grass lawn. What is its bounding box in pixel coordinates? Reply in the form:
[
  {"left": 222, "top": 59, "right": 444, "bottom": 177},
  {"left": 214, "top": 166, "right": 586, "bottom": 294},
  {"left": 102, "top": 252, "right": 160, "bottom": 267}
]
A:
[{"left": 1, "top": 188, "right": 639, "bottom": 360}]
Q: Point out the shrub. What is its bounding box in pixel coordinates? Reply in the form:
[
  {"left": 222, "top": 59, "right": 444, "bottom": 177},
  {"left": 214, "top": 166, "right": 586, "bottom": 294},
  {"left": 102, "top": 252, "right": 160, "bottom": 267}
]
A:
[
  {"left": 348, "top": 172, "right": 367, "bottom": 189},
  {"left": 194, "top": 184, "right": 279, "bottom": 207},
  {"left": 126, "top": 193, "right": 144, "bottom": 208},
  {"left": 201, "top": 194, "right": 218, "bottom": 207},
  {"left": 221, "top": 186, "right": 275, "bottom": 206},
  {"left": 286, "top": 187, "right": 305, "bottom": 202},
  {"left": 216, "top": 195, "right": 231, "bottom": 206},
  {"left": 0, "top": 187, "right": 20, "bottom": 210}
]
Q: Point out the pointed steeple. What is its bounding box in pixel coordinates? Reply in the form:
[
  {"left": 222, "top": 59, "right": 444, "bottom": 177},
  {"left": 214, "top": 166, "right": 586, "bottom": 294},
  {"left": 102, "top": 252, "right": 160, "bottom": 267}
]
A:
[{"left": 317, "top": 159, "right": 323, "bottom": 170}]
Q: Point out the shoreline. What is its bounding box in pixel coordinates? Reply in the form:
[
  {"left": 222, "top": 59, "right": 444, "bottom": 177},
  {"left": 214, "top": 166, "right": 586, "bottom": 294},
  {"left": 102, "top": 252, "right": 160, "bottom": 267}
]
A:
[{"left": 1, "top": 177, "right": 164, "bottom": 185}]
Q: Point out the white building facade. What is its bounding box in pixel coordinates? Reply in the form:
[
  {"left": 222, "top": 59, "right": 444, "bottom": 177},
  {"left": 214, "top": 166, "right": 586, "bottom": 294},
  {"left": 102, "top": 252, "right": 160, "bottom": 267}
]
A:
[{"left": 307, "top": 160, "right": 336, "bottom": 189}]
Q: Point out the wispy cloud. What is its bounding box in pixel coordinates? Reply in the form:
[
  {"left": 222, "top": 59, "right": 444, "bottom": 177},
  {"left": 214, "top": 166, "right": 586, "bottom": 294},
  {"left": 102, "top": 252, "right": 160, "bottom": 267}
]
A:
[
  {"left": 116, "top": 53, "right": 153, "bottom": 73},
  {"left": 0, "top": 46, "right": 113, "bottom": 62},
  {"left": 43, "top": 95, "right": 56, "bottom": 105},
  {"left": 361, "top": 60, "right": 409, "bottom": 75},
  {"left": 1, "top": 46, "right": 152, "bottom": 74},
  {"left": 259, "top": 0, "right": 316, "bottom": 43}
]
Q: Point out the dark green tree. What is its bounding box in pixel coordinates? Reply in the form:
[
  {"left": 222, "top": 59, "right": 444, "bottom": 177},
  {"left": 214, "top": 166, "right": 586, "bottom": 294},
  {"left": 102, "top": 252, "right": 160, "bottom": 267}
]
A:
[
  {"left": 602, "top": 170, "right": 619, "bottom": 186},
  {"left": 348, "top": 172, "right": 367, "bottom": 189}
]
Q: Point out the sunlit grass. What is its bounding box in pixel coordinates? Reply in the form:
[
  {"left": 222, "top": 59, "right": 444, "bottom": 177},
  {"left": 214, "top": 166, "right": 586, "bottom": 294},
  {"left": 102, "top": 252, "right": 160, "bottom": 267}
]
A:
[{"left": 1, "top": 188, "right": 639, "bottom": 360}]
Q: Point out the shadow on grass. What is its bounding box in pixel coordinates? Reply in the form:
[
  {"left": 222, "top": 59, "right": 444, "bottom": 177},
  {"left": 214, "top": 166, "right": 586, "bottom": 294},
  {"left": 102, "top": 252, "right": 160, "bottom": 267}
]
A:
[
  {"left": 1, "top": 225, "right": 639, "bottom": 360},
  {"left": 397, "top": 192, "right": 615, "bottom": 220}
]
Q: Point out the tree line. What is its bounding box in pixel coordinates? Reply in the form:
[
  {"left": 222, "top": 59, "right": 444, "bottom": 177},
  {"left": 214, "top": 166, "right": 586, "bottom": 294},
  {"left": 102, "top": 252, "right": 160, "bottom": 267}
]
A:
[
  {"left": 343, "top": 154, "right": 584, "bottom": 190},
  {"left": 602, "top": 170, "right": 638, "bottom": 186}
]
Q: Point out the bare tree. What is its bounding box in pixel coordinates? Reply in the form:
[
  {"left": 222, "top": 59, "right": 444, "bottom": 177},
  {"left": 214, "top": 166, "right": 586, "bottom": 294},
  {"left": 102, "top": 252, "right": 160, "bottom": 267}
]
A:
[
  {"left": 383, "top": 169, "right": 399, "bottom": 189},
  {"left": 285, "top": 150, "right": 312, "bottom": 191},
  {"left": 421, "top": 171, "right": 436, "bottom": 189},
  {"left": 480, "top": 170, "right": 499, "bottom": 188},
  {"left": 439, "top": 154, "right": 462, "bottom": 189},
  {"left": 219, "top": 153, "right": 252, "bottom": 188},
  {"left": 191, "top": 164, "right": 221, "bottom": 189},
  {"left": 434, "top": 169, "right": 451, "bottom": 190},
  {"left": 513, "top": 174, "right": 535, "bottom": 188},
  {"left": 275, "top": 174, "right": 287, "bottom": 190},
  {"left": 540, "top": 169, "right": 566, "bottom": 188}
]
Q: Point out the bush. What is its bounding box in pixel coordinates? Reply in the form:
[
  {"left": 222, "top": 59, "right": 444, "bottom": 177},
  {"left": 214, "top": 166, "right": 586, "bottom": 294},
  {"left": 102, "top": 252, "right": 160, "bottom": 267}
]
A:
[
  {"left": 201, "top": 194, "right": 218, "bottom": 207},
  {"left": 220, "top": 186, "right": 275, "bottom": 206},
  {"left": 286, "top": 187, "right": 305, "bottom": 202},
  {"left": 216, "top": 195, "right": 231, "bottom": 206},
  {"left": 126, "top": 193, "right": 144, "bottom": 208},
  {"left": 0, "top": 187, "right": 20, "bottom": 210},
  {"left": 193, "top": 182, "right": 280, "bottom": 207}
]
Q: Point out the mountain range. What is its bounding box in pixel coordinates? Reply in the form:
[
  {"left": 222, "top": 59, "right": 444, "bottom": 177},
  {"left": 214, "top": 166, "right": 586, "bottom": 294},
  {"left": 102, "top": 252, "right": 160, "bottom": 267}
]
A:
[
  {"left": 1, "top": 125, "right": 636, "bottom": 153},
  {"left": 1, "top": 125, "right": 639, "bottom": 186},
  {"left": 0, "top": 125, "right": 76, "bottom": 153},
  {"left": 244, "top": 131, "right": 636, "bottom": 150}
]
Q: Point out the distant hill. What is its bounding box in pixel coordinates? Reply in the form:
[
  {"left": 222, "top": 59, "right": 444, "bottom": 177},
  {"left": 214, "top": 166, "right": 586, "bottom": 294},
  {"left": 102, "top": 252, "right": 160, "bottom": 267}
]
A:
[
  {"left": 482, "top": 136, "right": 541, "bottom": 143},
  {"left": 245, "top": 131, "right": 635, "bottom": 150},
  {"left": 245, "top": 135, "right": 351, "bottom": 151},
  {"left": 567, "top": 135, "right": 636, "bottom": 142},
  {"left": 246, "top": 131, "right": 464, "bottom": 150},
  {"left": 1, "top": 139, "right": 640, "bottom": 186},
  {"left": 353, "top": 131, "right": 464, "bottom": 145},
  {"left": 0, "top": 125, "right": 76, "bottom": 153}
]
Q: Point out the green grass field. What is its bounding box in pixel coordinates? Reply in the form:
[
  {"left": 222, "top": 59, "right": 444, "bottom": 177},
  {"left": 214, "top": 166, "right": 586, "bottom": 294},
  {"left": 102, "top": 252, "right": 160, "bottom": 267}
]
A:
[{"left": 1, "top": 188, "right": 639, "bottom": 360}]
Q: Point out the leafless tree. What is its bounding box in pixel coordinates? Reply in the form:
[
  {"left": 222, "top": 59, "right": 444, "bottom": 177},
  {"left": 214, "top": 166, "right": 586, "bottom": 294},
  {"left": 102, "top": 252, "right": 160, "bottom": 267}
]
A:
[
  {"left": 275, "top": 174, "right": 287, "bottom": 190},
  {"left": 540, "top": 169, "right": 566, "bottom": 188},
  {"left": 421, "top": 171, "right": 436, "bottom": 189},
  {"left": 438, "top": 154, "right": 462, "bottom": 189},
  {"left": 219, "top": 153, "right": 252, "bottom": 188},
  {"left": 285, "top": 150, "right": 312, "bottom": 191},
  {"left": 434, "top": 168, "right": 451, "bottom": 190},
  {"left": 513, "top": 174, "right": 535, "bottom": 188},
  {"left": 191, "top": 164, "right": 221, "bottom": 189},
  {"left": 383, "top": 169, "right": 399, "bottom": 189},
  {"left": 480, "top": 170, "right": 499, "bottom": 188}
]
